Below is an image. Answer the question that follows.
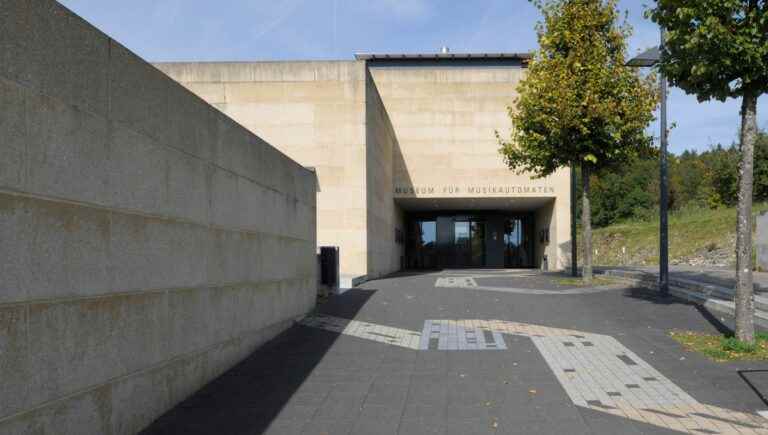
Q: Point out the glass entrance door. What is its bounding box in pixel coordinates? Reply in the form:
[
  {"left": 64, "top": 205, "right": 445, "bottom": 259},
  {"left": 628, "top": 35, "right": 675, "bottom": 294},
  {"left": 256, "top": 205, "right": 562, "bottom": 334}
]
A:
[
  {"left": 470, "top": 221, "right": 485, "bottom": 267},
  {"left": 504, "top": 217, "right": 533, "bottom": 268},
  {"left": 454, "top": 219, "right": 485, "bottom": 267},
  {"left": 407, "top": 220, "right": 437, "bottom": 269},
  {"left": 454, "top": 221, "right": 470, "bottom": 266}
]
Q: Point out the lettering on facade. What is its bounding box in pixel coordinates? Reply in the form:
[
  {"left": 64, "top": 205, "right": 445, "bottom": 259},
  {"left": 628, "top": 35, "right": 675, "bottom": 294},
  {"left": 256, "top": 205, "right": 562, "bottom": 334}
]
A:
[{"left": 393, "top": 185, "right": 555, "bottom": 196}]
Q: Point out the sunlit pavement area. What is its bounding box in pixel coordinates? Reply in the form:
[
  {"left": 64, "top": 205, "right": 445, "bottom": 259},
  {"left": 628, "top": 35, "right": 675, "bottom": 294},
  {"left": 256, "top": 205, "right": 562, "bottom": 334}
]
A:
[{"left": 143, "top": 270, "right": 768, "bottom": 435}]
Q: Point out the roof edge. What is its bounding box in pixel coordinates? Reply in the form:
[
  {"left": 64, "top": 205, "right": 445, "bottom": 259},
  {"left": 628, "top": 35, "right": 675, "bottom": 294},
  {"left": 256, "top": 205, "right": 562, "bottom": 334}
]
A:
[{"left": 354, "top": 52, "right": 532, "bottom": 61}]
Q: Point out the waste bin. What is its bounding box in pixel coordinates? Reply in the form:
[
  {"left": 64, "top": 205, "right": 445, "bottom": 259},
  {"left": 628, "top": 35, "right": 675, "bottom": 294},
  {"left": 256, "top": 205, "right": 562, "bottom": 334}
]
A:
[{"left": 319, "top": 246, "right": 339, "bottom": 288}]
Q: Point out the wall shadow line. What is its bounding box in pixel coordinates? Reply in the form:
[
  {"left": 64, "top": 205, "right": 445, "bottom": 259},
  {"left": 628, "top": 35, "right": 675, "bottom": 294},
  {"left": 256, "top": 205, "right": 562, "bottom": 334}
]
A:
[
  {"left": 621, "top": 286, "right": 735, "bottom": 336},
  {"left": 140, "top": 289, "right": 377, "bottom": 435}
]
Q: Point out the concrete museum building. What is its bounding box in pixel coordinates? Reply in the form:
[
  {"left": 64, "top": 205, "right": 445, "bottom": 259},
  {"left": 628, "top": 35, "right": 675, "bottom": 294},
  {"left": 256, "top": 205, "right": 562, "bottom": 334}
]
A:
[{"left": 157, "top": 53, "right": 572, "bottom": 285}]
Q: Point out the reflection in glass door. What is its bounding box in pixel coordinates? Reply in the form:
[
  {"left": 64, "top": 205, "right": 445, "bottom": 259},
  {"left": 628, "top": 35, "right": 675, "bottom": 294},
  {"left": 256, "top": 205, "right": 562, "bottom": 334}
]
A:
[
  {"left": 407, "top": 220, "right": 437, "bottom": 269},
  {"left": 454, "top": 220, "right": 485, "bottom": 267},
  {"left": 504, "top": 217, "right": 532, "bottom": 268},
  {"left": 470, "top": 221, "right": 485, "bottom": 267},
  {"left": 454, "top": 221, "right": 470, "bottom": 266}
]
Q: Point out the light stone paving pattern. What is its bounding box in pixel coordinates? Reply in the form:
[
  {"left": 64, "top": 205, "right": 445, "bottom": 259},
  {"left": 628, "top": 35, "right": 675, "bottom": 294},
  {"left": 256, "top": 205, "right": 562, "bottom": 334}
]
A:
[
  {"left": 434, "top": 276, "right": 478, "bottom": 288},
  {"left": 301, "top": 314, "right": 768, "bottom": 434},
  {"left": 470, "top": 319, "right": 768, "bottom": 434},
  {"left": 299, "top": 314, "right": 421, "bottom": 350},
  {"left": 419, "top": 319, "right": 507, "bottom": 350},
  {"left": 435, "top": 274, "right": 624, "bottom": 295}
]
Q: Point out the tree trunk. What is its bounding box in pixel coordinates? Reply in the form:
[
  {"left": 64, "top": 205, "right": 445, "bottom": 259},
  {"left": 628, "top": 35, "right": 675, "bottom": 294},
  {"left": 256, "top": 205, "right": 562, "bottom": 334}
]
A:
[
  {"left": 582, "top": 163, "right": 593, "bottom": 284},
  {"left": 735, "top": 90, "right": 758, "bottom": 343}
]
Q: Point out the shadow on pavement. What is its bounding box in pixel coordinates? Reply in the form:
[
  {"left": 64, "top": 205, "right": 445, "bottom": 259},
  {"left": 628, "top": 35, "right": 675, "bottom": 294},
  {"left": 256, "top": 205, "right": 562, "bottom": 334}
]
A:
[
  {"left": 621, "top": 286, "right": 734, "bottom": 336},
  {"left": 381, "top": 269, "right": 443, "bottom": 278},
  {"left": 738, "top": 370, "right": 768, "bottom": 408},
  {"left": 382, "top": 268, "right": 546, "bottom": 279},
  {"left": 140, "top": 289, "right": 376, "bottom": 435}
]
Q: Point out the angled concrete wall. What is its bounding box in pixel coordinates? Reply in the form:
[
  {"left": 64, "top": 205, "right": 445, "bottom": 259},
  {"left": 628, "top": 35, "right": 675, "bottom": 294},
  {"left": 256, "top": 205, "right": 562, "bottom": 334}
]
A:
[
  {"left": 156, "top": 61, "right": 369, "bottom": 284},
  {"left": 0, "top": 1, "right": 317, "bottom": 433},
  {"left": 365, "top": 69, "right": 404, "bottom": 277},
  {"left": 159, "top": 61, "right": 411, "bottom": 281}
]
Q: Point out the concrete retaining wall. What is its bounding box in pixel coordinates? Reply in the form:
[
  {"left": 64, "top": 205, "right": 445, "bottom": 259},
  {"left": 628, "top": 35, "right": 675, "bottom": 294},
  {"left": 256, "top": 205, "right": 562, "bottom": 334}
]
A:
[
  {"left": 155, "top": 60, "right": 369, "bottom": 283},
  {"left": 0, "top": 1, "right": 317, "bottom": 433},
  {"left": 365, "top": 69, "right": 403, "bottom": 278}
]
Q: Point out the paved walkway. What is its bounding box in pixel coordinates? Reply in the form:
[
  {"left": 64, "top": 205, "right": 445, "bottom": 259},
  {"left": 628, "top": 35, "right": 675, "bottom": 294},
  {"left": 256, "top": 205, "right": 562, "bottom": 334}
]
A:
[
  {"left": 143, "top": 270, "right": 768, "bottom": 435},
  {"left": 597, "top": 266, "right": 768, "bottom": 292}
]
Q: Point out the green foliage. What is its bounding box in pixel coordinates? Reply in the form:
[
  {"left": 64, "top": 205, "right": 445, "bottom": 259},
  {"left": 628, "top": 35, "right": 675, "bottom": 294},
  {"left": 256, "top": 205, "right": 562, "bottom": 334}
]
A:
[
  {"left": 755, "top": 132, "right": 768, "bottom": 200},
  {"left": 646, "top": 0, "right": 768, "bottom": 102},
  {"left": 591, "top": 159, "right": 657, "bottom": 226},
  {"left": 588, "top": 202, "right": 768, "bottom": 267},
  {"left": 587, "top": 132, "right": 768, "bottom": 227},
  {"left": 670, "top": 330, "right": 768, "bottom": 361},
  {"left": 672, "top": 150, "right": 713, "bottom": 208},
  {"left": 721, "top": 336, "right": 757, "bottom": 353},
  {"left": 705, "top": 145, "right": 740, "bottom": 207},
  {"left": 499, "top": 0, "right": 659, "bottom": 176}
]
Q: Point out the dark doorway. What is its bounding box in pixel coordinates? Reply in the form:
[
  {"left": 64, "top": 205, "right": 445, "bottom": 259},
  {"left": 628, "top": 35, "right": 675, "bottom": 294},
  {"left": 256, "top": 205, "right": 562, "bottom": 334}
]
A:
[
  {"left": 406, "top": 219, "right": 437, "bottom": 269},
  {"left": 504, "top": 216, "right": 534, "bottom": 268},
  {"left": 453, "top": 219, "right": 486, "bottom": 267},
  {"left": 405, "top": 211, "right": 534, "bottom": 269}
]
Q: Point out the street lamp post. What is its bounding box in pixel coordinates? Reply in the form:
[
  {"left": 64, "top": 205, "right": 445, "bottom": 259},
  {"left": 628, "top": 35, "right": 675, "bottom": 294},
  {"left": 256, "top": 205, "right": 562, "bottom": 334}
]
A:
[
  {"left": 627, "top": 29, "right": 670, "bottom": 297},
  {"left": 658, "top": 28, "right": 670, "bottom": 298},
  {"left": 571, "top": 164, "right": 578, "bottom": 277}
]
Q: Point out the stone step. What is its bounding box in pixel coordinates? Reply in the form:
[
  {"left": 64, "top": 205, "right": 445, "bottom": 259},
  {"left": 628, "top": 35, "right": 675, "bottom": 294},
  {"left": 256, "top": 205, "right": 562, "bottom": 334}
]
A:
[{"left": 599, "top": 269, "right": 768, "bottom": 329}]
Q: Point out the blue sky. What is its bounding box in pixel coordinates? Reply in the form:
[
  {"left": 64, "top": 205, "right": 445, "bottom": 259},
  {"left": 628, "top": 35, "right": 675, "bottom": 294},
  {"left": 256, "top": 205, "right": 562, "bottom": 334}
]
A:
[{"left": 60, "top": 0, "right": 767, "bottom": 154}]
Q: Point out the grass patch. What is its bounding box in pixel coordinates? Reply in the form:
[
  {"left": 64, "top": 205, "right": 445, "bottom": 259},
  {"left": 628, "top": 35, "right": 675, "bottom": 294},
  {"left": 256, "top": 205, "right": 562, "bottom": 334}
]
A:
[
  {"left": 556, "top": 276, "right": 619, "bottom": 287},
  {"left": 669, "top": 330, "right": 768, "bottom": 362},
  {"left": 584, "top": 202, "right": 768, "bottom": 267}
]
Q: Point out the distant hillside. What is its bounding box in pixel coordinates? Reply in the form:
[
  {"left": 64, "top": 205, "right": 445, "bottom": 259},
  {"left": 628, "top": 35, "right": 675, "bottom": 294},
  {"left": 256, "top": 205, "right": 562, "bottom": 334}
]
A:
[{"left": 582, "top": 203, "right": 768, "bottom": 268}]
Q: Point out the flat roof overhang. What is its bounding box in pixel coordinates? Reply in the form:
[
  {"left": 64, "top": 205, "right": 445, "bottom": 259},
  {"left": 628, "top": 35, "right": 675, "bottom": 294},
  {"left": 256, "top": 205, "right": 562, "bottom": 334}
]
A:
[
  {"left": 354, "top": 52, "right": 532, "bottom": 61},
  {"left": 395, "top": 196, "right": 553, "bottom": 212}
]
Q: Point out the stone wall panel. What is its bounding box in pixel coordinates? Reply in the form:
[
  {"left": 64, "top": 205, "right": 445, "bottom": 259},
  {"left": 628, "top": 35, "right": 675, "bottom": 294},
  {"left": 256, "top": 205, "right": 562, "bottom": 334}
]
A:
[
  {"left": 0, "top": 78, "right": 26, "bottom": 191},
  {"left": 0, "top": 1, "right": 316, "bottom": 429}
]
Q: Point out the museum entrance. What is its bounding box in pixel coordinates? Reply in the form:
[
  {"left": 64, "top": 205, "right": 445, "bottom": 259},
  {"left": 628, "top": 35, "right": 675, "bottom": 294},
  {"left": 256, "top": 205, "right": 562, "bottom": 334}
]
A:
[
  {"left": 453, "top": 219, "right": 486, "bottom": 267},
  {"left": 405, "top": 212, "right": 534, "bottom": 269}
]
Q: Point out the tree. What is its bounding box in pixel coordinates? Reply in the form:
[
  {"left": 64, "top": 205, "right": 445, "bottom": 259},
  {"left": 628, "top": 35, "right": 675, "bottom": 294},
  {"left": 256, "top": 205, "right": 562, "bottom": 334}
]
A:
[
  {"left": 592, "top": 158, "right": 657, "bottom": 226},
  {"left": 674, "top": 150, "right": 712, "bottom": 208},
  {"left": 648, "top": 0, "right": 768, "bottom": 343},
  {"left": 706, "top": 145, "right": 740, "bottom": 207},
  {"left": 499, "top": 0, "right": 658, "bottom": 283},
  {"left": 756, "top": 133, "right": 768, "bottom": 202}
]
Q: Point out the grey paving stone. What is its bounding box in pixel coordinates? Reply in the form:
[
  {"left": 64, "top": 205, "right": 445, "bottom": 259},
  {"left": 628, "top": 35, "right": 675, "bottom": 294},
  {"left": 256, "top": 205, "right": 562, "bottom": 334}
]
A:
[
  {"left": 443, "top": 417, "right": 498, "bottom": 435},
  {"left": 141, "top": 272, "right": 768, "bottom": 435},
  {"left": 286, "top": 392, "right": 328, "bottom": 408},
  {"left": 499, "top": 415, "right": 590, "bottom": 435},
  {"left": 364, "top": 383, "right": 410, "bottom": 406},
  {"left": 580, "top": 413, "right": 646, "bottom": 435},
  {"left": 397, "top": 418, "right": 445, "bottom": 435},
  {"left": 401, "top": 404, "right": 445, "bottom": 421},
  {"left": 263, "top": 420, "right": 306, "bottom": 435},
  {"left": 333, "top": 381, "right": 373, "bottom": 394},
  {"left": 274, "top": 405, "right": 318, "bottom": 422},
  {"left": 314, "top": 392, "right": 365, "bottom": 421},
  {"left": 349, "top": 405, "right": 403, "bottom": 435},
  {"left": 300, "top": 418, "right": 355, "bottom": 435}
]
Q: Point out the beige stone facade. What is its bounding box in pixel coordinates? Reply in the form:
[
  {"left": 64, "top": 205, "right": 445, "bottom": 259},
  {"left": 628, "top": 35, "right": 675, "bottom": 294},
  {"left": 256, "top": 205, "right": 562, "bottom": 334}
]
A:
[{"left": 157, "top": 55, "right": 572, "bottom": 283}]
